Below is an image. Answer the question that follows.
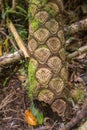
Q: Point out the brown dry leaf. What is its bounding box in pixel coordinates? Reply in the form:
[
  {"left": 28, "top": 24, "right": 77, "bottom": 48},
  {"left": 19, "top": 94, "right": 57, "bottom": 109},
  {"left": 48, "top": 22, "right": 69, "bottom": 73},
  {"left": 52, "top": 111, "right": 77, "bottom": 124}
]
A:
[{"left": 24, "top": 110, "right": 38, "bottom": 126}]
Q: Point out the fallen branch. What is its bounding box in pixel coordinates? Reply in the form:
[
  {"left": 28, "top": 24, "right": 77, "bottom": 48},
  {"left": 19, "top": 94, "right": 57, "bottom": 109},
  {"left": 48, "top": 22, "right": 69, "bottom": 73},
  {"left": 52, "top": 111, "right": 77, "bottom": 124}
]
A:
[
  {"left": 7, "top": 18, "right": 30, "bottom": 58},
  {"left": 59, "top": 101, "right": 87, "bottom": 130},
  {"left": 65, "top": 18, "right": 87, "bottom": 35},
  {"left": 0, "top": 50, "right": 22, "bottom": 66},
  {"left": 67, "top": 45, "right": 87, "bottom": 59},
  {"left": 0, "top": 44, "right": 87, "bottom": 66}
]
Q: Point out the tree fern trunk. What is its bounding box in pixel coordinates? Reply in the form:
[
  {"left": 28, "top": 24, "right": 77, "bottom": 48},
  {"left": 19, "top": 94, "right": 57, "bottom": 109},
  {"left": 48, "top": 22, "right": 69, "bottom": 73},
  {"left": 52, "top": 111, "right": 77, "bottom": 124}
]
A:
[{"left": 28, "top": 0, "right": 68, "bottom": 116}]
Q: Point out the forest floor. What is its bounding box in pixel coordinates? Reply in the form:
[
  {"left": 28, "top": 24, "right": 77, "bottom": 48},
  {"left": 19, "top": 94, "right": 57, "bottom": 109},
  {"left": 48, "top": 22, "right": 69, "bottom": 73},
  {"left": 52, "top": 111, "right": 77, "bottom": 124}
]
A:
[{"left": 0, "top": 0, "right": 87, "bottom": 130}]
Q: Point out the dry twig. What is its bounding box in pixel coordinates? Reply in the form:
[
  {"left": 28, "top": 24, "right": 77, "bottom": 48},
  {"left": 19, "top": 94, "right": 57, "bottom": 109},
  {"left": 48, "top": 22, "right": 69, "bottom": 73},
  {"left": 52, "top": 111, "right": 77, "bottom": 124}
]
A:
[
  {"left": 1, "top": 44, "right": 87, "bottom": 66},
  {"left": 67, "top": 45, "right": 87, "bottom": 59},
  {"left": 12, "top": 0, "right": 17, "bottom": 10},
  {"left": 7, "top": 18, "right": 30, "bottom": 58},
  {"left": 0, "top": 50, "right": 22, "bottom": 66}
]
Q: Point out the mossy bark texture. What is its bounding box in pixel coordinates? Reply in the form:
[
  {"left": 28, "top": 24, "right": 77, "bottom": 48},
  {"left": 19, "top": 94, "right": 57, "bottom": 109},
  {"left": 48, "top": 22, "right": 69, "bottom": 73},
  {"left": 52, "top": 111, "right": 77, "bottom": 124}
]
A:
[{"left": 28, "top": 0, "right": 68, "bottom": 116}]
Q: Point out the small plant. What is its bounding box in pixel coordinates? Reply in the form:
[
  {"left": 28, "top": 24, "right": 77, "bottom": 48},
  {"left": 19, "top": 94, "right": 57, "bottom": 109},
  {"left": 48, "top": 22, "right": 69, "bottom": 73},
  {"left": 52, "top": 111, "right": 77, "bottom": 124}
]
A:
[
  {"left": 1, "top": 4, "right": 27, "bottom": 20},
  {"left": 30, "top": 102, "right": 44, "bottom": 125}
]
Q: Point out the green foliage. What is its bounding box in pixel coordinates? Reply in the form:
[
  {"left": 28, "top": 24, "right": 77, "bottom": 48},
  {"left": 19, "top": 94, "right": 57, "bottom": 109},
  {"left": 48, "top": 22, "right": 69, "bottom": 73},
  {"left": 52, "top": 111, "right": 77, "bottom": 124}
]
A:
[
  {"left": 17, "top": 27, "right": 28, "bottom": 41},
  {"left": 1, "top": 11, "right": 6, "bottom": 20},
  {"left": 9, "top": 25, "right": 28, "bottom": 41},
  {"left": 30, "top": 103, "right": 44, "bottom": 125},
  {"left": 16, "top": 6, "right": 27, "bottom": 15},
  {"left": 1, "top": 4, "right": 27, "bottom": 20},
  {"left": 1, "top": 8, "right": 18, "bottom": 20},
  {"left": 1, "top": 4, "right": 10, "bottom": 19},
  {"left": 3, "top": 77, "right": 9, "bottom": 87}
]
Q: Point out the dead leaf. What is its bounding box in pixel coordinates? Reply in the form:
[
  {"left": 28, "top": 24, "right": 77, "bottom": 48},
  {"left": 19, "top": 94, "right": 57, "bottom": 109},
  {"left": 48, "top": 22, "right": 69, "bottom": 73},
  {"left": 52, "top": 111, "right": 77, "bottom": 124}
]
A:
[{"left": 24, "top": 110, "right": 38, "bottom": 126}]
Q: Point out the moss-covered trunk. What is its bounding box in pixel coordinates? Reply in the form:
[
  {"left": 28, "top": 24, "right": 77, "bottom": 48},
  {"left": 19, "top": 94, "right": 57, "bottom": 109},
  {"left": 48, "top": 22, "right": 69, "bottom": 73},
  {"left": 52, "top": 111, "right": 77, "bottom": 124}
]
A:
[{"left": 28, "top": 0, "right": 68, "bottom": 116}]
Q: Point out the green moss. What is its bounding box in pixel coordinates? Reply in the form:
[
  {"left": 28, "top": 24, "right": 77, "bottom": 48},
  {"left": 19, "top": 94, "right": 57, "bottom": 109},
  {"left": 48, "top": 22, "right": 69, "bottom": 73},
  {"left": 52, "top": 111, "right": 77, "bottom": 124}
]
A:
[
  {"left": 44, "top": 5, "right": 57, "bottom": 17},
  {"left": 40, "top": 45, "right": 48, "bottom": 48},
  {"left": 28, "top": 58, "right": 38, "bottom": 99},
  {"left": 28, "top": 4, "right": 37, "bottom": 19},
  {"left": 29, "top": 0, "right": 48, "bottom": 7},
  {"left": 28, "top": 0, "right": 48, "bottom": 19},
  {"left": 28, "top": 0, "right": 48, "bottom": 20},
  {"left": 39, "top": 0, "right": 48, "bottom": 6},
  {"left": 31, "top": 19, "right": 42, "bottom": 31},
  {"left": 71, "top": 89, "right": 84, "bottom": 103},
  {"left": 29, "top": 0, "right": 40, "bottom": 5}
]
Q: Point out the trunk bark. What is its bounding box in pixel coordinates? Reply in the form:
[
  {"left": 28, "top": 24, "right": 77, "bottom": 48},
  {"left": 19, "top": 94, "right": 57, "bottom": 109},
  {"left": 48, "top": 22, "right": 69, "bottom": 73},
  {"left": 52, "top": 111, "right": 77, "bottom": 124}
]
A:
[{"left": 28, "top": 0, "right": 68, "bottom": 116}]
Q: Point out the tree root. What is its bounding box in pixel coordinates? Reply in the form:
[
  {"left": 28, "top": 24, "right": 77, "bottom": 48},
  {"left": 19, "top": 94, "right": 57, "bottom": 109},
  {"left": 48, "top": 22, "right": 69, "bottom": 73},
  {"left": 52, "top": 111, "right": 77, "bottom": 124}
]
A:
[{"left": 0, "top": 50, "right": 22, "bottom": 66}]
